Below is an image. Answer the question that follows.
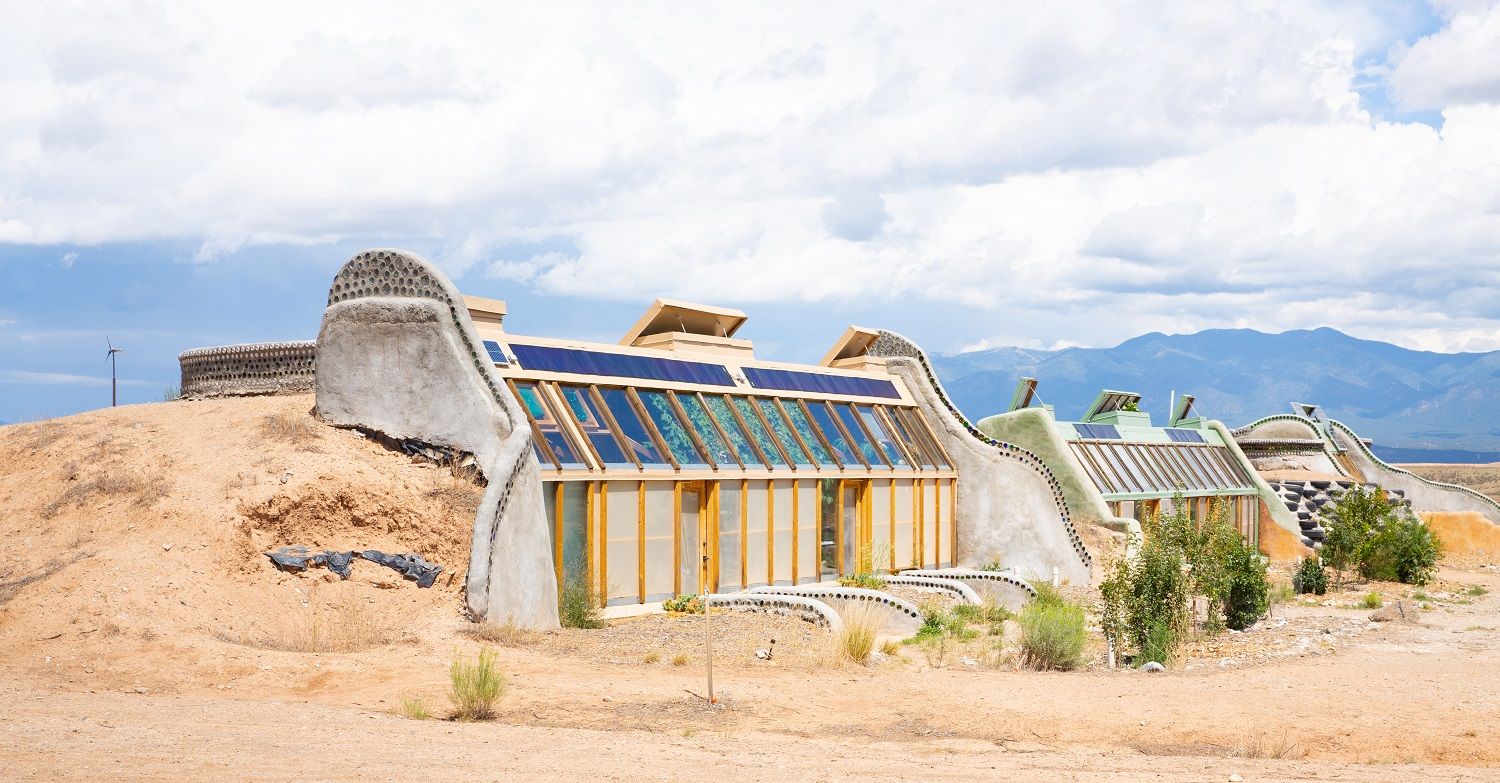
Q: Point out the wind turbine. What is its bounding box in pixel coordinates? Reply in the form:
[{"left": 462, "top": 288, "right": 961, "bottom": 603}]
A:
[{"left": 106, "top": 338, "right": 123, "bottom": 407}]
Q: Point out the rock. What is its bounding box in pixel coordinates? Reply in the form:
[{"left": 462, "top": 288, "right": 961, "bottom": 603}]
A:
[
  {"left": 1229, "top": 774, "right": 1244, "bottom": 782},
  {"left": 161, "top": 543, "right": 172, "bottom": 551},
  {"left": 1141, "top": 661, "right": 1165, "bottom": 672},
  {"left": 602, "top": 696, "right": 612, "bottom": 702},
  {"left": 958, "top": 656, "right": 978, "bottom": 667},
  {"left": 1370, "top": 601, "right": 1416, "bottom": 623}
]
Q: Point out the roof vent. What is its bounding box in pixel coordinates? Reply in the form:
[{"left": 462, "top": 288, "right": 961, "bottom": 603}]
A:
[{"left": 621, "top": 298, "right": 753, "bottom": 359}]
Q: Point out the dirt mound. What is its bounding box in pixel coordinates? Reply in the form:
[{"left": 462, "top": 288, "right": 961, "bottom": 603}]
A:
[{"left": 0, "top": 395, "right": 481, "bottom": 690}]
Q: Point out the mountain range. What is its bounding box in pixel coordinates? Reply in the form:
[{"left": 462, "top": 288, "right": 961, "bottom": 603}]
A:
[{"left": 928, "top": 327, "right": 1500, "bottom": 461}]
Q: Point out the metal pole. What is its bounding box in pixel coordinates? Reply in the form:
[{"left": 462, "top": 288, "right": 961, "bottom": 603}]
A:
[
  {"left": 111, "top": 355, "right": 117, "bottom": 407},
  {"left": 703, "top": 588, "right": 714, "bottom": 705}
]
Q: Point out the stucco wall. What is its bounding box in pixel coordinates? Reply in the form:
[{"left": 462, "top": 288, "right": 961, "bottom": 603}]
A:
[
  {"left": 314, "top": 249, "right": 558, "bottom": 628},
  {"left": 1329, "top": 419, "right": 1500, "bottom": 525},
  {"left": 976, "top": 408, "right": 1132, "bottom": 532},
  {"left": 870, "top": 332, "right": 1094, "bottom": 585},
  {"left": 179, "top": 341, "right": 317, "bottom": 398}
]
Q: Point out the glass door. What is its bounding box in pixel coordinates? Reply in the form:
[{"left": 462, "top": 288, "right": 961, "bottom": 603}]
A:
[
  {"left": 821, "top": 479, "right": 870, "bottom": 579},
  {"left": 677, "top": 482, "right": 717, "bottom": 595}
]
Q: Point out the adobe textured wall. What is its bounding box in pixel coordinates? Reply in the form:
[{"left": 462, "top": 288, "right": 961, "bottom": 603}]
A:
[
  {"left": 178, "top": 341, "right": 317, "bottom": 398},
  {"left": 315, "top": 249, "right": 558, "bottom": 628},
  {"left": 870, "top": 331, "right": 1094, "bottom": 586}
]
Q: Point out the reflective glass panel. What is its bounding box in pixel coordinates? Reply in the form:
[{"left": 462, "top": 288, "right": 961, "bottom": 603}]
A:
[
  {"left": 805, "top": 401, "right": 860, "bottom": 466},
  {"left": 675, "top": 394, "right": 735, "bottom": 466},
  {"left": 756, "top": 398, "right": 816, "bottom": 466},
  {"left": 704, "top": 396, "right": 765, "bottom": 467},
  {"left": 513, "top": 383, "right": 583, "bottom": 467},
  {"left": 833, "top": 403, "right": 886, "bottom": 467},
  {"left": 882, "top": 407, "right": 936, "bottom": 468},
  {"left": 778, "top": 400, "right": 836, "bottom": 466},
  {"left": 557, "top": 385, "right": 630, "bottom": 466},
  {"left": 636, "top": 390, "right": 707, "bottom": 467},
  {"left": 596, "top": 388, "right": 669, "bottom": 466},
  {"left": 858, "top": 406, "right": 910, "bottom": 468},
  {"left": 732, "top": 397, "right": 788, "bottom": 466}
]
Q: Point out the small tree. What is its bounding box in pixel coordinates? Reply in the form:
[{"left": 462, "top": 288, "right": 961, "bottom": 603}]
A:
[
  {"left": 1362, "top": 509, "right": 1442, "bottom": 585},
  {"left": 1320, "top": 485, "right": 1385, "bottom": 588}
]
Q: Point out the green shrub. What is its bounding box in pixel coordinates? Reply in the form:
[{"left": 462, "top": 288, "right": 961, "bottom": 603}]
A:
[
  {"left": 1361, "top": 591, "right": 1383, "bottom": 609},
  {"left": 560, "top": 580, "right": 606, "bottom": 629},
  {"left": 449, "top": 646, "right": 505, "bottom": 721},
  {"left": 398, "top": 695, "right": 431, "bottom": 720},
  {"left": 1466, "top": 585, "right": 1488, "bottom": 597},
  {"left": 1018, "top": 596, "right": 1087, "bottom": 671},
  {"left": 1221, "top": 536, "right": 1269, "bottom": 631},
  {"left": 662, "top": 594, "right": 705, "bottom": 614},
  {"left": 837, "top": 572, "right": 887, "bottom": 590},
  {"left": 977, "top": 560, "right": 1006, "bottom": 572},
  {"left": 1293, "top": 557, "right": 1328, "bottom": 595},
  {"left": 1029, "top": 582, "right": 1067, "bottom": 608},
  {"left": 1361, "top": 512, "right": 1442, "bottom": 585},
  {"left": 1139, "top": 621, "right": 1175, "bottom": 666}
]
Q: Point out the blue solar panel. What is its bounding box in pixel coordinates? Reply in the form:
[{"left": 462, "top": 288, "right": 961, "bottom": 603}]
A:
[
  {"left": 1075, "top": 423, "right": 1121, "bottom": 440},
  {"left": 1166, "top": 428, "right": 1205, "bottom": 443},
  {"left": 509, "top": 343, "right": 735, "bottom": 386},
  {"left": 481, "top": 340, "right": 508, "bottom": 365},
  {"left": 742, "top": 367, "right": 900, "bottom": 399}
]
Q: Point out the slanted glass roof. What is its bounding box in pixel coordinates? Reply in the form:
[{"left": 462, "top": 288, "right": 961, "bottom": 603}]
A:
[{"left": 1067, "top": 440, "right": 1255, "bottom": 497}]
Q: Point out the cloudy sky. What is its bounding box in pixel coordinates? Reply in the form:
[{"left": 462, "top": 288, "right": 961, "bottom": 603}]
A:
[{"left": 2, "top": 1, "right": 1499, "bottom": 421}]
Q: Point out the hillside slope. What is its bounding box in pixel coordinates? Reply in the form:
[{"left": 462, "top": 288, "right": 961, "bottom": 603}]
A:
[
  {"left": 932, "top": 327, "right": 1500, "bottom": 452},
  {"left": 0, "top": 395, "right": 482, "bottom": 692}
]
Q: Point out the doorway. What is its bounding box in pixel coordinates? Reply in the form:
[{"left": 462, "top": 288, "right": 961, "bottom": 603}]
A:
[
  {"left": 820, "top": 479, "right": 870, "bottom": 579},
  {"left": 676, "top": 481, "right": 718, "bottom": 595}
]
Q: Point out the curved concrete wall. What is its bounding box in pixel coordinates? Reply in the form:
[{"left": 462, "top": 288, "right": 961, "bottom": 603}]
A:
[
  {"left": 976, "top": 407, "right": 1134, "bottom": 533},
  {"left": 314, "top": 249, "right": 558, "bottom": 628},
  {"left": 1326, "top": 419, "right": 1500, "bottom": 524},
  {"left": 1233, "top": 415, "right": 1349, "bottom": 477},
  {"left": 869, "top": 331, "right": 1093, "bottom": 586},
  {"left": 179, "top": 341, "right": 317, "bottom": 398}
]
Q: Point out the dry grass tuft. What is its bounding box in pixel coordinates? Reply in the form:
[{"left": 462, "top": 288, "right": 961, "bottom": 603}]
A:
[
  {"left": 644, "top": 650, "right": 661, "bottom": 664},
  {"left": 398, "top": 694, "right": 432, "bottom": 720},
  {"left": 221, "top": 596, "right": 400, "bottom": 653},
  {"left": 459, "top": 622, "right": 541, "bottom": 648},
  {"left": 0, "top": 554, "right": 89, "bottom": 607},
  {"left": 259, "top": 411, "right": 322, "bottom": 450},
  {"left": 42, "top": 468, "right": 172, "bottom": 519},
  {"left": 833, "top": 601, "right": 888, "bottom": 665},
  {"left": 449, "top": 646, "right": 505, "bottom": 721},
  {"left": 671, "top": 653, "right": 689, "bottom": 666},
  {"left": 1234, "top": 729, "right": 1305, "bottom": 760}
]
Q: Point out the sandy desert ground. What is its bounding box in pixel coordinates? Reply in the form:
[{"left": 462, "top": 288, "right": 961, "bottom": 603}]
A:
[{"left": 2, "top": 396, "right": 1499, "bottom": 782}]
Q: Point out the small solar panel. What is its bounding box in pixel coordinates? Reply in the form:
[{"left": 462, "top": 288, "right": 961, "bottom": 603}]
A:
[
  {"left": 1075, "top": 423, "right": 1121, "bottom": 440},
  {"left": 1166, "top": 428, "right": 1205, "bottom": 443},
  {"left": 509, "top": 343, "right": 735, "bottom": 386},
  {"left": 742, "top": 367, "right": 900, "bottom": 399},
  {"left": 481, "top": 340, "right": 508, "bottom": 365}
]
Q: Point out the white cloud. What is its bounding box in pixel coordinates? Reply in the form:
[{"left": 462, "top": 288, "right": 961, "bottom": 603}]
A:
[
  {"left": 1, "top": 1, "right": 1499, "bottom": 350},
  {"left": 0, "top": 370, "right": 151, "bottom": 387}
]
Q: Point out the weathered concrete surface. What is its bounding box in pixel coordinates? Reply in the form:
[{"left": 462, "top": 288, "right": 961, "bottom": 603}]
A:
[
  {"left": 314, "top": 249, "right": 558, "bottom": 628},
  {"left": 867, "top": 331, "right": 1094, "bottom": 586},
  {"left": 1328, "top": 419, "right": 1500, "bottom": 526},
  {"left": 1420, "top": 511, "right": 1500, "bottom": 558},
  {"left": 977, "top": 407, "right": 1135, "bottom": 533},
  {"left": 179, "top": 341, "right": 317, "bottom": 398}
]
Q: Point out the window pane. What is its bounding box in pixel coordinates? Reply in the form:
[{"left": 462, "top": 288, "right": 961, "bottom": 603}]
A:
[
  {"left": 637, "top": 390, "right": 706, "bottom": 467},
  {"left": 858, "top": 406, "right": 910, "bottom": 468},
  {"left": 756, "top": 398, "right": 815, "bottom": 466},
  {"left": 513, "top": 382, "right": 583, "bottom": 467},
  {"left": 597, "top": 388, "right": 669, "bottom": 466},
  {"left": 704, "top": 396, "right": 765, "bottom": 467},
  {"left": 557, "top": 385, "right": 630, "bottom": 466},
  {"left": 805, "top": 401, "right": 860, "bottom": 466},
  {"left": 732, "top": 397, "right": 787, "bottom": 466},
  {"left": 833, "top": 403, "right": 886, "bottom": 467},
  {"left": 675, "top": 394, "right": 735, "bottom": 466},
  {"left": 897, "top": 408, "right": 950, "bottom": 469},
  {"left": 779, "top": 400, "right": 836, "bottom": 466},
  {"left": 882, "top": 407, "right": 936, "bottom": 468}
]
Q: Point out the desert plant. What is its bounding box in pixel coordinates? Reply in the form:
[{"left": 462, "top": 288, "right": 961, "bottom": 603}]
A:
[
  {"left": 671, "top": 653, "right": 688, "bottom": 666},
  {"left": 161, "top": 384, "right": 181, "bottom": 402},
  {"left": 1017, "top": 594, "right": 1087, "bottom": 671},
  {"left": 459, "top": 622, "right": 538, "bottom": 647},
  {"left": 662, "top": 594, "right": 705, "bottom": 614},
  {"left": 837, "top": 572, "right": 887, "bottom": 590},
  {"left": 398, "top": 695, "right": 432, "bottom": 720},
  {"left": 259, "top": 411, "right": 321, "bottom": 449},
  {"left": 449, "top": 646, "right": 505, "bottom": 721},
  {"left": 837, "top": 601, "right": 887, "bottom": 664},
  {"left": 977, "top": 560, "right": 1006, "bottom": 572},
  {"left": 1361, "top": 591, "right": 1383, "bottom": 609},
  {"left": 1220, "top": 530, "right": 1269, "bottom": 631},
  {"left": 1139, "top": 621, "right": 1175, "bottom": 666},
  {"left": 1321, "top": 485, "right": 1387, "bottom": 587},
  {"left": 643, "top": 650, "right": 660, "bottom": 664},
  {"left": 879, "top": 639, "right": 902, "bottom": 656},
  {"left": 559, "top": 579, "right": 606, "bottom": 629},
  {"left": 1293, "top": 557, "right": 1328, "bottom": 595},
  {"left": 1362, "top": 511, "right": 1442, "bottom": 585},
  {"left": 1466, "top": 585, "right": 1488, "bottom": 596}
]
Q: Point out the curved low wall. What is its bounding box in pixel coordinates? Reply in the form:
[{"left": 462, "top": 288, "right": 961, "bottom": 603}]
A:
[
  {"left": 869, "top": 331, "right": 1094, "bottom": 585},
  {"left": 707, "top": 593, "right": 842, "bottom": 632},
  {"left": 178, "top": 341, "right": 317, "bottom": 398},
  {"left": 1326, "top": 419, "right": 1500, "bottom": 524},
  {"left": 903, "top": 568, "right": 1035, "bottom": 611},
  {"left": 314, "top": 249, "right": 558, "bottom": 628}
]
